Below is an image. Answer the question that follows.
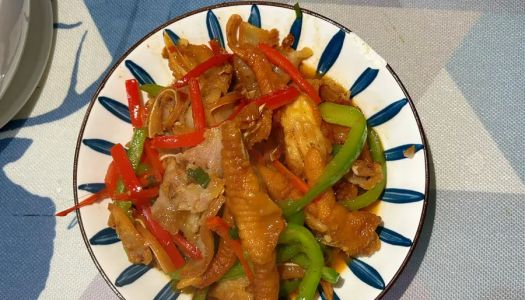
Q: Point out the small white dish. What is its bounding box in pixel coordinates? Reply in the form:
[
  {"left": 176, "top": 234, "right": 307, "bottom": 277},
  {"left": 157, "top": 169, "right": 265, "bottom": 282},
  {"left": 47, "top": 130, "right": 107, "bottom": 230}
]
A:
[
  {"left": 0, "top": 0, "right": 53, "bottom": 129},
  {"left": 0, "top": 0, "right": 30, "bottom": 100}
]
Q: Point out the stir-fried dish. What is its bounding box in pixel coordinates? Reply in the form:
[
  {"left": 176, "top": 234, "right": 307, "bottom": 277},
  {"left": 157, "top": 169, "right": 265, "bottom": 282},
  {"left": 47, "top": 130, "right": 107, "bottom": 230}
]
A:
[{"left": 59, "top": 13, "right": 387, "bottom": 300}]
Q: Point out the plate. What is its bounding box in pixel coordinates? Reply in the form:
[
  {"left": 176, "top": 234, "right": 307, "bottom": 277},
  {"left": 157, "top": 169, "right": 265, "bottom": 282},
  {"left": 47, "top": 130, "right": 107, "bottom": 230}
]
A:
[
  {"left": 74, "top": 2, "right": 429, "bottom": 299},
  {"left": 0, "top": 0, "right": 53, "bottom": 129},
  {"left": 0, "top": 0, "right": 30, "bottom": 100}
]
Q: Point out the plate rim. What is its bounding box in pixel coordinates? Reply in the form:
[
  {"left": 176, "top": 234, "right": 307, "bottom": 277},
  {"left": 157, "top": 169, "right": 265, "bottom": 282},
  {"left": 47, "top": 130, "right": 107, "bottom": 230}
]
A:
[{"left": 73, "top": 2, "right": 430, "bottom": 299}]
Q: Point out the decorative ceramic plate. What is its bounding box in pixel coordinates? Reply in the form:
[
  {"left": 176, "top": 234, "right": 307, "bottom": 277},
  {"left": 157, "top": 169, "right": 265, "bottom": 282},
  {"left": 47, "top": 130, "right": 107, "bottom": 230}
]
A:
[{"left": 74, "top": 2, "right": 429, "bottom": 299}]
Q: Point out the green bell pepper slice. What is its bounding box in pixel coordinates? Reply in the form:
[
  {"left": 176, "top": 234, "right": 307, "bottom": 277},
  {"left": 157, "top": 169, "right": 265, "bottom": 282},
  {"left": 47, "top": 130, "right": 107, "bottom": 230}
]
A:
[
  {"left": 289, "top": 253, "right": 340, "bottom": 284},
  {"left": 115, "top": 128, "right": 147, "bottom": 194},
  {"left": 278, "top": 224, "right": 324, "bottom": 300},
  {"left": 280, "top": 102, "right": 367, "bottom": 217},
  {"left": 140, "top": 83, "right": 165, "bottom": 97},
  {"left": 343, "top": 128, "right": 386, "bottom": 210}
]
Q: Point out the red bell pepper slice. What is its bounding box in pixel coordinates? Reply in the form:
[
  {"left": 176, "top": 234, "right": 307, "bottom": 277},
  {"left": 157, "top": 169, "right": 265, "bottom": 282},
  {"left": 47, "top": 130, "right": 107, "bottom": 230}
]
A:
[
  {"left": 150, "top": 130, "right": 205, "bottom": 149},
  {"left": 206, "top": 216, "right": 255, "bottom": 284},
  {"left": 173, "top": 54, "right": 232, "bottom": 88},
  {"left": 209, "top": 39, "right": 224, "bottom": 55},
  {"left": 55, "top": 189, "right": 109, "bottom": 217},
  {"left": 141, "top": 206, "right": 185, "bottom": 268},
  {"left": 188, "top": 78, "right": 206, "bottom": 130},
  {"left": 110, "top": 144, "right": 142, "bottom": 193},
  {"left": 125, "top": 79, "right": 144, "bottom": 128},
  {"left": 254, "top": 86, "right": 300, "bottom": 110},
  {"left": 144, "top": 141, "right": 164, "bottom": 182},
  {"left": 113, "top": 187, "right": 159, "bottom": 206},
  {"left": 104, "top": 162, "right": 118, "bottom": 195},
  {"left": 272, "top": 160, "right": 309, "bottom": 194},
  {"left": 258, "top": 44, "right": 321, "bottom": 104},
  {"left": 172, "top": 233, "right": 203, "bottom": 260}
]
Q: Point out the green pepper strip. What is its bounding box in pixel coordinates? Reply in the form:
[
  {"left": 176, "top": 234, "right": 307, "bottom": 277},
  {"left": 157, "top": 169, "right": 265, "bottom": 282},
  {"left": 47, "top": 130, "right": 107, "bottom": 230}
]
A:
[
  {"left": 140, "top": 83, "right": 165, "bottom": 97},
  {"left": 288, "top": 210, "right": 305, "bottom": 225},
  {"left": 278, "top": 224, "right": 323, "bottom": 300},
  {"left": 136, "top": 163, "right": 151, "bottom": 176},
  {"left": 219, "top": 262, "right": 244, "bottom": 282},
  {"left": 279, "top": 280, "right": 301, "bottom": 298},
  {"left": 280, "top": 103, "right": 367, "bottom": 217},
  {"left": 192, "top": 287, "right": 208, "bottom": 300},
  {"left": 332, "top": 144, "right": 343, "bottom": 156},
  {"left": 277, "top": 244, "right": 302, "bottom": 263},
  {"left": 343, "top": 128, "right": 386, "bottom": 211},
  {"left": 290, "top": 253, "right": 340, "bottom": 284},
  {"left": 115, "top": 128, "right": 148, "bottom": 194}
]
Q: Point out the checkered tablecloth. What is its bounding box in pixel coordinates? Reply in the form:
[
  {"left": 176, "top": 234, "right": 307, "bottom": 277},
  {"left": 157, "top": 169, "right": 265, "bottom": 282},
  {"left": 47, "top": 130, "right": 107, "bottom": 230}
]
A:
[{"left": 1, "top": 0, "right": 523, "bottom": 299}]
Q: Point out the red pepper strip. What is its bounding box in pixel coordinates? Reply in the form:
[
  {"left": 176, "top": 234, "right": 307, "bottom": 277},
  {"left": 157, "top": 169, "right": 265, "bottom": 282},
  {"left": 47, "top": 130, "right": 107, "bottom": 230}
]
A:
[
  {"left": 125, "top": 79, "right": 144, "bottom": 128},
  {"left": 150, "top": 130, "right": 205, "bottom": 149},
  {"left": 141, "top": 206, "right": 185, "bottom": 268},
  {"left": 209, "top": 39, "right": 223, "bottom": 55},
  {"left": 188, "top": 77, "right": 206, "bottom": 130},
  {"left": 258, "top": 43, "right": 321, "bottom": 104},
  {"left": 272, "top": 160, "right": 309, "bottom": 194},
  {"left": 206, "top": 216, "right": 255, "bottom": 284},
  {"left": 110, "top": 144, "right": 142, "bottom": 193},
  {"left": 113, "top": 187, "right": 159, "bottom": 206},
  {"left": 144, "top": 141, "right": 164, "bottom": 182},
  {"left": 254, "top": 86, "right": 301, "bottom": 110},
  {"left": 104, "top": 162, "right": 118, "bottom": 195},
  {"left": 173, "top": 54, "right": 233, "bottom": 88},
  {"left": 172, "top": 233, "right": 203, "bottom": 260},
  {"left": 138, "top": 173, "right": 156, "bottom": 188},
  {"left": 55, "top": 189, "right": 109, "bottom": 217},
  {"left": 214, "top": 87, "right": 300, "bottom": 128}
]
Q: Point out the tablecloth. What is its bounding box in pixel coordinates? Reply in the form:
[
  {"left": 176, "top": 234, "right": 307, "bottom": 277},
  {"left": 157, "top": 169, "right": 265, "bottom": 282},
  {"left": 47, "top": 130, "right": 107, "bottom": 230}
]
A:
[{"left": 1, "top": 0, "right": 523, "bottom": 299}]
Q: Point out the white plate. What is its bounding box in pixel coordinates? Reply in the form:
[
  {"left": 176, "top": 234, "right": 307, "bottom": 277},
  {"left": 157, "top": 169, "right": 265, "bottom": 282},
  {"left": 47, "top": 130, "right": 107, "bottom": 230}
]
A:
[
  {"left": 0, "top": 0, "right": 30, "bottom": 100},
  {"left": 0, "top": 0, "right": 53, "bottom": 129},
  {"left": 74, "top": 3, "right": 429, "bottom": 300}
]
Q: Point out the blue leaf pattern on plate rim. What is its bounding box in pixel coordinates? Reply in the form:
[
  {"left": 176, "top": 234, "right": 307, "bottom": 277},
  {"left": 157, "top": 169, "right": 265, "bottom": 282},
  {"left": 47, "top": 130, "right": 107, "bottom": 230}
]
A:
[
  {"left": 319, "top": 286, "right": 341, "bottom": 300},
  {"left": 367, "top": 98, "right": 408, "bottom": 127},
  {"left": 248, "top": 4, "right": 261, "bottom": 27},
  {"left": 98, "top": 96, "right": 130, "bottom": 124},
  {"left": 78, "top": 183, "right": 105, "bottom": 194},
  {"left": 206, "top": 10, "right": 225, "bottom": 48},
  {"left": 350, "top": 67, "right": 379, "bottom": 98},
  {"left": 349, "top": 258, "right": 385, "bottom": 290},
  {"left": 115, "top": 264, "right": 152, "bottom": 287},
  {"left": 82, "top": 139, "right": 114, "bottom": 156},
  {"left": 154, "top": 281, "right": 180, "bottom": 300},
  {"left": 124, "top": 60, "right": 155, "bottom": 85},
  {"left": 383, "top": 188, "right": 425, "bottom": 203},
  {"left": 384, "top": 144, "right": 424, "bottom": 161},
  {"left": 289, "top": 8, "right": 302, "bottom": 49},
  {"left": 89, "top": 227, "right": 120, "bottom": 245},
  {"left": 316, "top": 29, "right": 345, "bottom": 77},
  {"left": 164, "top": 29, "right": 180, "bottom": 45},
  {"left": 376, "top": 226, "right": 413, "bottom": 247}
]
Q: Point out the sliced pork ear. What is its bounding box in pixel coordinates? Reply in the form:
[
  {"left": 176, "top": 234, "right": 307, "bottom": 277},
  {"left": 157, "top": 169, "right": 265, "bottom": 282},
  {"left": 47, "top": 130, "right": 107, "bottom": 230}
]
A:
[
  {"left": 108, "top": 204, "right": 152, "bottom": 265},
  {"left": 226, "top": 14, "right": 285, "bottom": 95},
  {"left": 221, "top": 121, "right": 284, "bottom": 299}
]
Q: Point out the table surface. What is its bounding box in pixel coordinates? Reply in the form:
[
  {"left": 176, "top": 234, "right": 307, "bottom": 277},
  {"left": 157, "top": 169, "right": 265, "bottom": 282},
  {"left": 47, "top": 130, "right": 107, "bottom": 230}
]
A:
[{"left": 1, "top": 0, "right": 523, "bottom": 299}]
